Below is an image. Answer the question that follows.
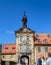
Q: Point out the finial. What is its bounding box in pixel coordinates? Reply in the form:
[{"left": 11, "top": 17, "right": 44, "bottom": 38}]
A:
[{"left": 22, "top": 11, "right": 27, "bottom": 28}]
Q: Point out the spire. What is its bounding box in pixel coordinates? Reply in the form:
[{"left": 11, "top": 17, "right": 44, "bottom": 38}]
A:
[{"left": 22, "top": 11, "right": 27, "bottom": 27}]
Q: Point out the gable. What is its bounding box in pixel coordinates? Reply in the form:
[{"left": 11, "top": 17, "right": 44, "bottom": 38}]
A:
[{"left": 15, "top": 27, "right": 35, "bottom": 34}]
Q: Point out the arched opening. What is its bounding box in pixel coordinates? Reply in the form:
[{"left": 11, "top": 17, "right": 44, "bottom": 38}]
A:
[
  {"left": 1, "top": 61, "right": 5, "bottom": 65},
  {"left": 10, "top": 61, "right": 16, "bottom": 65},
  {"left": 20, "top": 55, "right": 29, "bottom": 65}
]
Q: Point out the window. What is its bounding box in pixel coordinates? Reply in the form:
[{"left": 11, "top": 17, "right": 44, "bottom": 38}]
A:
[
  {"left": 12, "top": 47, "right": 15, "bottom": 49},
  {"left": 47, "top": 34, "right": 51, "bottom": 37},
  {"left": 20, "top": 35, "right": 23, "bottom": 41},
  {"left": 38, "top": 47, "right": 41, "bottom": 52},
  {"left": 5, "top": 47, "right": 8, "bottom": 49},
  {"left": 43, "top": 39, "right": 48, "bottom": 43},
  {"left": 27, "top": 36, "right": 29, "bottom": 41},
  {"left": 36, "top": 34, "right": 39, "bottom": 37},
  {"left": 26, "top": 45, "right": 30, "bottom": 52},
  {"left": 45, "top": 47, "right": 48, "bottom": 52},
  {"left": 38, "top": 39, "right": 40, "bottom": 43},
  {"left": 20, "top": 45, "right": 24, "bottom": 52}
]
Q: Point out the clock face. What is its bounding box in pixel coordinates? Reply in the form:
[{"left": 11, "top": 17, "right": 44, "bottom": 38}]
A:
[{"left": 23, "top": 28, "right": 27, "bottom": 32}]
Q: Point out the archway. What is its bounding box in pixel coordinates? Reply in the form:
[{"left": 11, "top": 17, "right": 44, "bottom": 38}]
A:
[
  {"left": 10, "top": 61, "right": 16, "bottom": 65},
  {"left": 20, "top": 55, "right": 29, "bottom": 65},
  {"left": 1, "top": 61, "right": 5, "bottom": 65}
]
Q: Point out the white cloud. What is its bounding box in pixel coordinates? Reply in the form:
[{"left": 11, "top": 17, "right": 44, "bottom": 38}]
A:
[{"left": 6, "top": 30, "right": 14, "bottom": 34}]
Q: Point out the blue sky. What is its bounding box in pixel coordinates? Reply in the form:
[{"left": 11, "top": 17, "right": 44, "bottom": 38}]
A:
[{"left": 0, "top": 0, "right": 51, "bottom": 44}]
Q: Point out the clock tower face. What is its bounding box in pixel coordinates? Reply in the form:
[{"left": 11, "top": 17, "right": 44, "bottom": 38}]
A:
[{"left": 23, "top": 28, "right": 27, "bottom": 32}]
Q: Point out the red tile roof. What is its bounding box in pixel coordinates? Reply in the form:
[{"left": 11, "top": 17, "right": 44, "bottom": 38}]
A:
[
  {"left": 34, "top": 34, "right": 51, "bottom": 44},
  {"left": 2, "top": 43, "right": 16, "bottom": 54}
]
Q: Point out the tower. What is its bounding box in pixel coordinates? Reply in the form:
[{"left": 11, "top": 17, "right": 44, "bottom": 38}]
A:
[{"left": 15, "top": 12, "right": 35, "bottom": 65}]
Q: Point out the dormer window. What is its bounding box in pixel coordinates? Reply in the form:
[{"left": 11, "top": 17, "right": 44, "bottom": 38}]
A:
[
  {"left": 47, "top": 34, "right": 51, "bottom": 37},
  {"left": 5, "top": 47, "right": 8, "bottom": 49},
  {"left": 36, "top": 34, "right": 39, "bottom": 37},
  {"left": 43, "top": 39, "right": 48, "bottom": 43},
  {"left": 38, "top": 39, "right": 40, "bottom": 43},
  {"left": 12, "top": 47, "right": 15, "bottom": 49}
]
